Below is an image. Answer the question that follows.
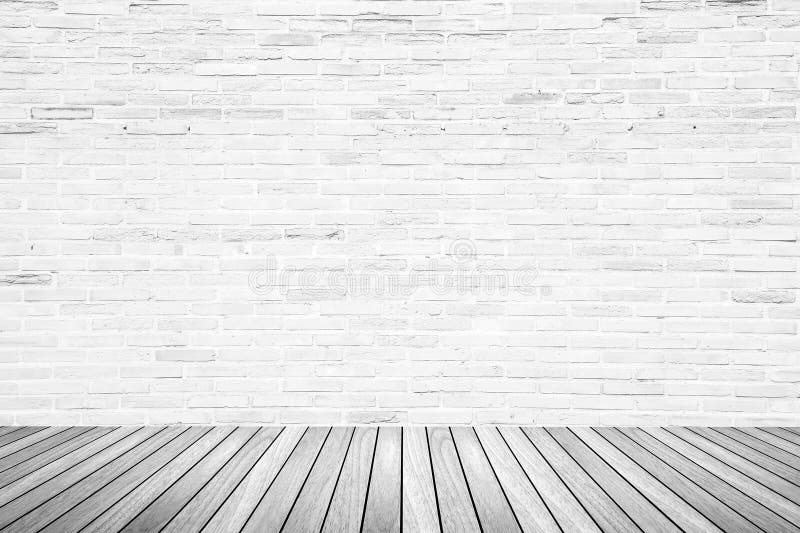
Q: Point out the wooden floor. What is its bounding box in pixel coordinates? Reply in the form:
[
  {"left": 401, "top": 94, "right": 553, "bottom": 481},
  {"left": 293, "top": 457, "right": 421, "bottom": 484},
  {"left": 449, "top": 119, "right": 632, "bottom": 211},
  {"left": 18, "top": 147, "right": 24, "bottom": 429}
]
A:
[{"left": 0, "top": 427, "right": 798, "bottom": 532}]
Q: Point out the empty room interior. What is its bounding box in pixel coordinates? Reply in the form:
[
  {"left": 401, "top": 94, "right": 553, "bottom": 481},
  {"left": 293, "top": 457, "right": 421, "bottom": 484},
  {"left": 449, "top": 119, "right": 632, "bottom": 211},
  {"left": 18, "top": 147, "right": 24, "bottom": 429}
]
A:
[{"left": 0, "top": 0, "right": 799, "bottom": 531}]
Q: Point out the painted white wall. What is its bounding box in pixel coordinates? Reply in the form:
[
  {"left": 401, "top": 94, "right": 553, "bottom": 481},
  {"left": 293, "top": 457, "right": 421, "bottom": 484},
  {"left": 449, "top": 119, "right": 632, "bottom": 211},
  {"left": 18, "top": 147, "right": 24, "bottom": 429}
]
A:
[{"left": 1, "top": 0, "right": 798, "bottom": 426}]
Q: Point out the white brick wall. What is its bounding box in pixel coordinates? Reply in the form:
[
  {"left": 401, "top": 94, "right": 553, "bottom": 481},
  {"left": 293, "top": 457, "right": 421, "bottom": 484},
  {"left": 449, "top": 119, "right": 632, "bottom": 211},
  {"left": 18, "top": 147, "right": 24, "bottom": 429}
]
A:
[{"left": 1, "top": 0, "right": 799, "bottom": 426}]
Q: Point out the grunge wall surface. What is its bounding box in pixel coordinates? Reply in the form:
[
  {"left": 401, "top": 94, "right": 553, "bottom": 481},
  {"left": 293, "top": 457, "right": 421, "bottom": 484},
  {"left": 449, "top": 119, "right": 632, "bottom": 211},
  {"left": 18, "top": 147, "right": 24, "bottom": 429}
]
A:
[{"left": 1, "top": 0, "right": 799, "bottom": 425}]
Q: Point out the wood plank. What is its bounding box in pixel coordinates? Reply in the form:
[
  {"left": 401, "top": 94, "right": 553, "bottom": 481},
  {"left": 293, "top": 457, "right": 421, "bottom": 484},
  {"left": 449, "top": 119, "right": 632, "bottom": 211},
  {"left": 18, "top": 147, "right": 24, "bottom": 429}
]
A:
[
  {"left": 0, "top": 426, "right": 115, "bottom": 488},
  {"left": 119, "top": 427, "right": 258, "bottom": 533},
  {"left": 0, "top": 427, "right": 21, "bottom": 438},
  {"left": 692, "top": 427, "right": 800, "bottom": 484},
  {"left": 80, "top": 426, "right": 233, "bottom": 533},
  {"left": 761, "top": 427, "right": 800, "bottom": 449},
  {"left": 0, "top": 427, "right": 45, "bottom": 450},
  {"left": 0, "top": 427, "right": 66, "bottom": 460},
  {"left": 323, "top": 427, "right": 377, "bottom": 533},
  {"left": 720, "top": 428, "right": 800, "bottom": 468},
  {"left": 401, "top": 427, "right": 440, "bottom": 533},
  {"left": 0, "top": 427, "right": 138, "bottom": 501},
  {"left": 499, "top": 426, "right": 600, "bottom": 533},
  {"left": 3, "top": 426, "right": 191, "bottom": 533},
  {"left": 241, "top": 426, "right": 329, "bottom": 532},
  {"left": 201, "top": 426, "right": 306, "bottom": 533},
  {"left": 283, "top": 427, "right": 354, "bottom": 532},
  {"left": 451, "top": 426, "right": 520, "bottom": 533},
  {"left": 549, "top": 428, "right": 680, "bottom": 533},
  {"left": 0, "top": 427, "right": 163, "bottom": 528},
  {"left": 523, "top": 427, "right": 639, "bottom": 533},
  {"left": 475, "top": 427, "right": 560, "bottom": 533},
  {"left": 0, "top": 427, "right": 90, "bottom": 471},
  {"left": 574, "top": 428, "right": 723, "bottom": 533},
  {"left": 362, "top": 426, "right": 402, "bottom": 533},
  {"left": 598, "top": 428, "right": 756, "bottom": 533},
  {"left": 427, "top": 426, "right": 480, "bottom": 533},
  {"left": 739, "top": 427, "right": 800, "bottom": 457},
  {"left": 666, "top": 427, "right": 800, "bottom": 505},
  {"left": 38, "top": 427, "right": 209, "bottom": 533},
  {"left": 160, "top": 427, "right": 283, "bottom": 533},
  {"left": 625, "top": 427, "right": 800, "bottom": 533}
]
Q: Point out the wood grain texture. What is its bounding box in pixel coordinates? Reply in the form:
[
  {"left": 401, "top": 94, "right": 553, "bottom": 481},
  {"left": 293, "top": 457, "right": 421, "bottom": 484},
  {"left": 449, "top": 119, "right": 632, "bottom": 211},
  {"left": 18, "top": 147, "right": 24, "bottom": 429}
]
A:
[
  {"left": 738, "top": 427, "right": 800, "bottom": 459},
  {"left": 241, "top": 426, "right": 329, "bottom": 532},
  {"left": 596, "top": 428, "right": 756, "bottom": 533},
  {"left": 573, "top": 427, "right": 722, "bottom": 533},
  {"left": 0, "top": 426, "right": 116, "bottom": 489},
  {"left": 549, "top": 427, "right": 680, "bottom": 533},
  {"left": 451, "top": 426, "right": 520, "bottom": 533},
  {"left": 0, "top": 427, "right": 45, "bottom": 450},
  {"left": 201, "top": 426, "right": 306, "bottom": 533},
  {"left": 523, "top": 427, "right": 640, "bottom": 533},
  {"left": 716, "top": 428, "right": 800, "bottom": 471},
  {"left": 0, "top": 427, "right": 20, "bottom": 438},
  {"left": 427, "top": 426, "right": 480, "bottom": 533},
  {"left": 160, "top": 426, "right": 283, "bottom": 533},
  {"left": 120, "top": 427, "right": 257, "bottom": 533},
  {"left": 499, "top": 426, "right": 600, "bottom": 533},
  {"left": 80, "top": 427, "right": 233, "bottom": 533},
  {"left": 401, "top": 427, "right": 440, "bottom": 533},
  {"left": 38, "top": 427, "right": 209, "bottom": 533},
  {"left": 660, "top": 427, "right": 800, "bottom": 512},
  {"left": 0, "top": 427, "right": 89, "bottom": 471},
  {"left": 0, "top": 427, "right": 162, "bottom": 529},
  {"left": 323, "top": 427, "right": 377, "bottom": 533},
  {"left": 4, "top": 427, "right": 189, "bottom": 533},
  {"left": 362, "top": 426, "right": 402, "bottom": 533},
  {"left": 2, "top": 425, "right": 799, "bottom": 533},
  {"left": 283, "top": 427, "right": 354, "bottom": 533},
  {"left": 624, "top": 427, "right": 800, "bottom": 533},
  {"left": 691, "top": 427, "right": 800, "bottom": 485}
]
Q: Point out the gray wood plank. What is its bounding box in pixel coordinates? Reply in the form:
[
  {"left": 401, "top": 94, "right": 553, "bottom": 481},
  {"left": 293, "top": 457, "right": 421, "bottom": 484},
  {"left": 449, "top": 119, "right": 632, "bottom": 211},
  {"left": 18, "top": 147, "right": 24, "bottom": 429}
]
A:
[
  {"left": 0, "top": 427, "right": 89, "bottom": 471},
  {"left": 160, "top": 427, "right": 283, "bottom": 533},
  {"left": 0, "top": 427, "right": 163, "bottom": 529},
  {"left": 0, "top": 427, "right": 66, "bottom": 460},
  {"left": 427, "top": 426, "right": 480, "bottom": 533},
  {"left": 3, "top": 426, "right": 190, "bottom": 533},
  {"left": 0, "top": 427, "right": 21, "bottom": 438},
  {"left": 761, "top": 427, "right": 800, "bottom": 449},
  {"left": 499, "top": 426, "right": 600, "bottom": 533},
  {"left": 201, "top": 426, "right": 306, "bottom": 533},
  {"left": 667, "top": 427, "right": 800, "bottom": 506},
  {"left": 323, "top": 427, "right": 377, "bottom": 533},
  {"left": 0, "top": 427, "right": 139, "bottom": 501},
  {"left": 0, "top": 427, "right": 45, "bottom": 450},
  {"left": 401, "top": 427, "right": 439, "bottom": 533},
  {"left": 0, "top": 426, "right": 115, "bottom": 488},
  {"left": 524, "top": 427, "right": 640, "bottom": 533},
  {"left": 241, "top": 426, "right": 329, "bottom": 532},
  {"left": 693, "top": 427, "right": 800, "bottom": 484},
  {"left": 120, "top": 427, "right": 257, "bottom": 533},
  {"left": 475, "top": 427, "right": 560, "bottom": 533},
  {"left": 283, "top": 427, "right": 354, "bottom": 532},
  {"left": 574, "top": 428, "right": 722, "bottom": 533},
  {"left": 81, "top": 426, "right": 233, "bottom": 533},
  {"left": 597, "top": 428, "right": 756, "bottom": 533},
  {"left": 740, "top": 427, "right": 800, "bottom": 457},
  {"left": 451, "top": 426, "right": 521, "bottom": 533},
  {"left": 549, "top": 428, "right": 679, "bottom": 533},
  {"left": 626, "top": 427, "right": 800, "bottom": 533},
  {"left": 362, "top": 426, "right": 402, "bottom": 533},
  {"left": 720, "top": 428, "right": 800, "bottom": 469},
  {"left": 38, "top": 427, "right": 209, "bottom": 533}
]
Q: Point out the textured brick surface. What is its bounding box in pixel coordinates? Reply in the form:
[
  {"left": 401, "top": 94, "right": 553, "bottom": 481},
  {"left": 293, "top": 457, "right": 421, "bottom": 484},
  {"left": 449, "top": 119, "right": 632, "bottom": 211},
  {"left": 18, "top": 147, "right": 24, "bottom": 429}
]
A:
[{"left": 1, "top": 0, "right": 799, "bottom": 426}]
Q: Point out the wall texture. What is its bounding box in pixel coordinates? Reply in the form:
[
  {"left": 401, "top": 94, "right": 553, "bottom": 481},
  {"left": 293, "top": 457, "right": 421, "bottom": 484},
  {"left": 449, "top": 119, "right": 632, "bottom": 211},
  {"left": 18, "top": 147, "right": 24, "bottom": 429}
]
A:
[{"left": 1, "top": 0, "right": 799, "bottom": 426}]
